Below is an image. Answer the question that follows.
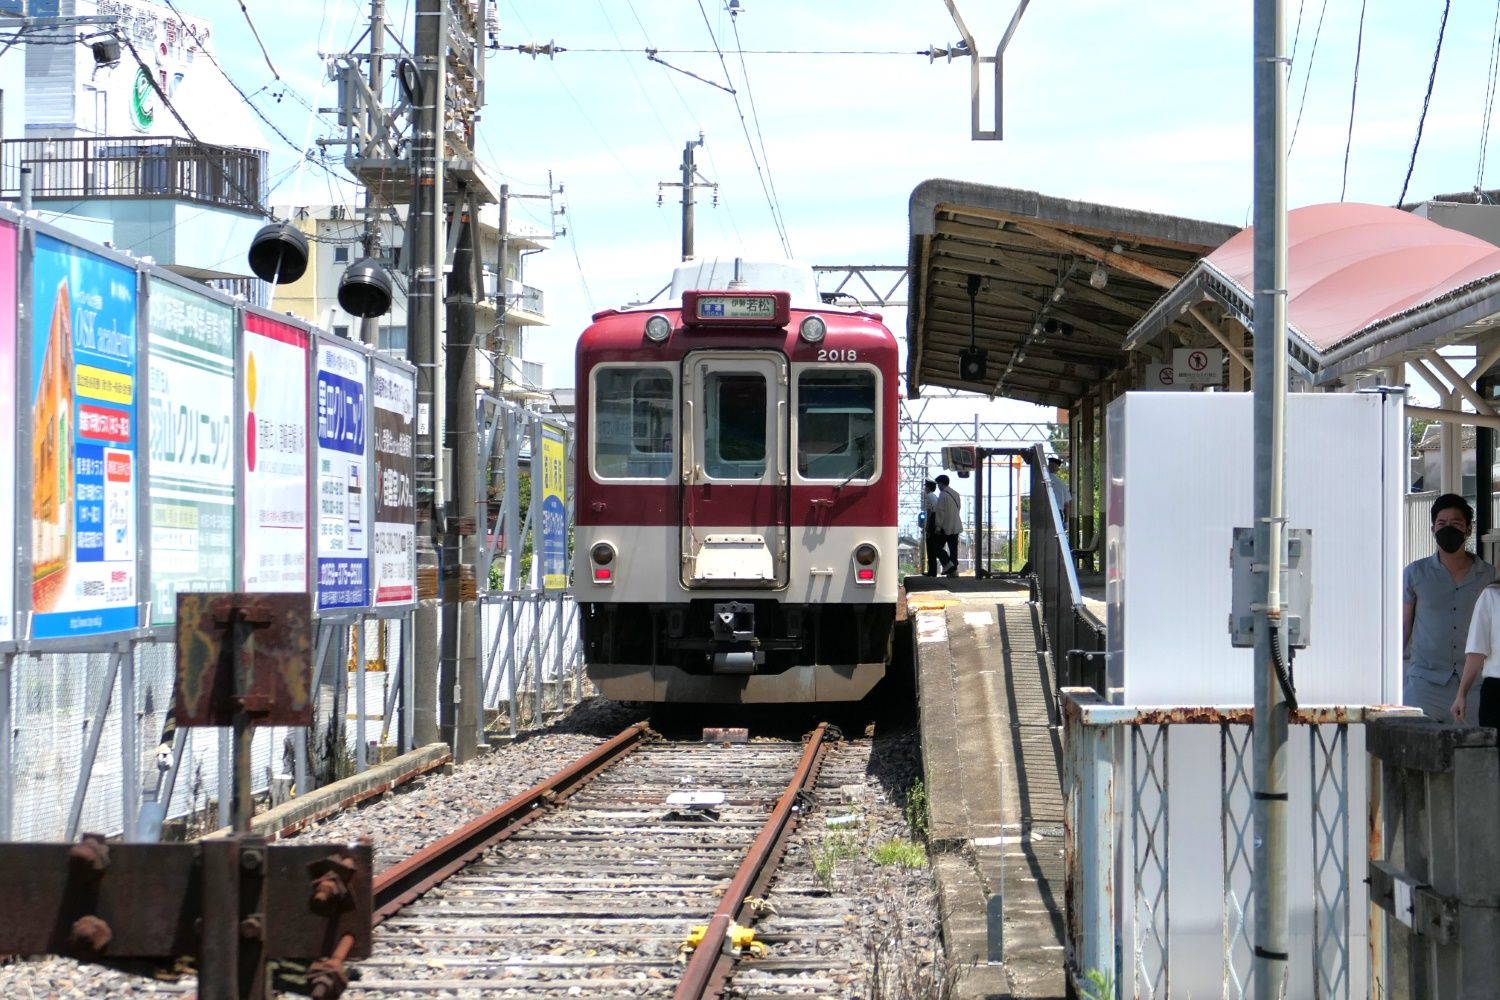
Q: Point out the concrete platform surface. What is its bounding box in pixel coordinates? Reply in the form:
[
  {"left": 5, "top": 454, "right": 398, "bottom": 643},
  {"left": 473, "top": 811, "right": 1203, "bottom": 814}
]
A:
[{"left": 911, "top": 587, "right": 1068, "bottom": 1000}]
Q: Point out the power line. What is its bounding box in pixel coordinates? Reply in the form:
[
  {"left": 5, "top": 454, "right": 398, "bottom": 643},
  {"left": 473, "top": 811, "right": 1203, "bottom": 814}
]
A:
[
  {"left": 231, "top": 0, "right": 282, "bottom": 82},
  {"left": 496, "top": 44, "right": 927, "bottom": 56},
  {"left": 1340, "top": 0, "right": 1369, "bottom": 202},
  {"left": 1478, "top": 0, "right": 1500, "bottom": 191},
  {"left": 1287, "top": 0, "right": 1330, "bottom": 156},
  {"left": 692, "top": 0, "right": 791, "bottom": 257},
  {"left": 729, "top": 13, "right": 791, "bottom": 258},
  {"left": 1397, "top": 0, "right": 1452, "bottom": 207}
]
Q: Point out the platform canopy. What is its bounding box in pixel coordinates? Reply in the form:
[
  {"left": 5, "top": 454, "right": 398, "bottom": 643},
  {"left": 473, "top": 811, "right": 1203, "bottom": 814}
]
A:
[
  {"left": 1122, "top": 202, "right": 1500, "bottom": 386},
  {"left": 905, "top": 180, "right": 1238, "bottom": 408}
]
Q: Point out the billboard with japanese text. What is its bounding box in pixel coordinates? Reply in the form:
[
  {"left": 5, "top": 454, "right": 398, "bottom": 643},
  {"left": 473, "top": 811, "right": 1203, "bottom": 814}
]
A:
[
  {"left": 371, "top": 357, "right": 415, "bottom": 608},
  {"left": 541, "top": 425, "right": 567, "bottom": 591},
  {"left": 0, "top": 221, "right": 15, "bottom": 642},
  {"left": 315, "top": 339, "right": 370, "bottom": 611},
  {"left": 147, "top": 276, "right": 235, "bottom": 624},
  {"left": 241, "top": 312, "right": 308, "bottom": 592},
  {"left": 29, "top": 233, "right": 139, "bottom": 638}
]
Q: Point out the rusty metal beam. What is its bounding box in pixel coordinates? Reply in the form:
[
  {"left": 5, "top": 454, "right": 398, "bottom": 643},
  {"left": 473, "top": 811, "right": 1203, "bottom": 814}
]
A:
[
  {"left": 370, "top": 723, "right": 649, "bottom": 924},
  {"left": 674, "top": 724, "right": 833, "bottom": 1000}
]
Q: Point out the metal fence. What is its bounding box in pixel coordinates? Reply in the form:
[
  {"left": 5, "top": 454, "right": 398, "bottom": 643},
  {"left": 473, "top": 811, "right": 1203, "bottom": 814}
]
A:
[
  {"left": 1027, "top": 443, "right": 1106, "bottom": 692},
  {"left": 1062, "top": 688, "right": 1420, "bottom": 999},
  {"left": 1, "top": 136, "right": 268, "bottom": 212},
  {"left": 2, "top": 614, "right": 414, "bottom": 843}
]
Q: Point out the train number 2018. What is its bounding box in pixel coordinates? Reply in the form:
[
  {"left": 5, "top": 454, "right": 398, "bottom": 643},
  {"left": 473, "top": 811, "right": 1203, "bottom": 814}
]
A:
[{"left": 817, "top": 348, "right": 857, "bottom": 362}]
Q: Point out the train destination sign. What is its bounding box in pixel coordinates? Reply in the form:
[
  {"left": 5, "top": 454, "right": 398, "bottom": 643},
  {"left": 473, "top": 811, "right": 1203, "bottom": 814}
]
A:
[{"left": 682, "top": 290, "right": 790, "bottom": 327}]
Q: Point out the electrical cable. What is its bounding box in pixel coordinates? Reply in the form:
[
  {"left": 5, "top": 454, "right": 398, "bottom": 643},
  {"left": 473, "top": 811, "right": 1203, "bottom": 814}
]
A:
[
  {"left": 1287, "top": 0, "right": 1329, "bottom": 156},
  {"left": 730, "top": 13, "right": 791, "bottom": 258},
  {"left": 1340, "top": 0, "right": 1369, "bottom": 202},
  {"left": 1268, "top": 622, "right": 1299, "bottom": 712},
  {"left": 1478, "top": 0, "right": 1500, "bottom": 191},
  {"left": 693, "top": 0, "right": 792, "bottom": 257},
  {"left": 232, "top": 0, "right": 282, "bottom": 82},
  {"left": 1396, "top": 0, "right": 1452, "bottom": 207}
]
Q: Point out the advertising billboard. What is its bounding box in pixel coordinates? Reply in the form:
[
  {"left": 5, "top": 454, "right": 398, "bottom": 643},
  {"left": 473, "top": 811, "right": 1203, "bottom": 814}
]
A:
[
  {"left": 147, "top": 277, "right": 235, "bottom": 624},
  {"left": 371, "top": 358, "right": 416, "bottom": 608},
  {"left": 29, "top": 233, "right": 139, "bottom": 639},
  {"left": 315, "top": 339, "right": 370, "bottom": 611},
  {"left": 241, "top": 312, "right": 308, "bottom": 592},
  {"left": 541, "top": 424, "right": 568, "bottom": 591},
  {"left": 0, "top": 221, "right": 15, "bottom": 642}
]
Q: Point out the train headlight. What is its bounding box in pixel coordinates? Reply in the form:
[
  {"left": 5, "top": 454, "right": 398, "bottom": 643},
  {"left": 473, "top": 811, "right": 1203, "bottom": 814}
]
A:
[
  {"left": 853, "top": 543, "right": 878, "bottom": 585},
  {"left": 591, "top": 542, "right": 616, "bottom": 584},
  {"left": 799, "top": 316, "right": 827, "bottom": 343},
  {"left": 644, "top": 314, "right": 672, "bottom": 342}
]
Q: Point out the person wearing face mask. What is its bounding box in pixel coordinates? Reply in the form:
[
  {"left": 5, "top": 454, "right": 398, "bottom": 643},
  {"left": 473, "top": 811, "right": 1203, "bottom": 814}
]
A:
[{"left": 1403, "top": 493, "right": 1497, "bottom": 721}]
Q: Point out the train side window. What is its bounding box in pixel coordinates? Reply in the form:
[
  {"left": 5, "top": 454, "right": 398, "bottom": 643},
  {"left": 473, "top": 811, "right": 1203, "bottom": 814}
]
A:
[
  {"left": 797, "top": 370, "right": 877, "bottom": 480},
  {"left": 593, "top": 366, "right": 674, "bottom": 479},
  {"left": 704, "top": 372, "right": 767, "bottom": 479}
]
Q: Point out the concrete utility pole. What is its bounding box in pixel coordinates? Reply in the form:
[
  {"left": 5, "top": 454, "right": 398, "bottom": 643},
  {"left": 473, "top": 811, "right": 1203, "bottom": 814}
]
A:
[
  {"left": 657, "top": 135, "right": 717, "bottom": 261},
  {"left": 1250, "top": 0, "right": 1290, "bottom": 995},
  {"left": 357, "top": 0, "right": 386, "bottom": 347},
  {"left": 441, "top": 189, "right": 479, "bottom": 759},
  {"left": 409, "top": 0, "right": 447, "bottom": 749}
]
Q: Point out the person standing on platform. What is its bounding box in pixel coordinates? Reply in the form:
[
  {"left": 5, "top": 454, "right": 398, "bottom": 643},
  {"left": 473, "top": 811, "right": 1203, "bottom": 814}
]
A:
[
  {"left": 1047, "top": 455, "right": 1072, "bottom": 524},
  {"left": 1455, "top": 579, "right": 1500, "bottom": 728},
  {"left": 1403, "top": 494, "right": 1497, "bottom": 721},
  {"left": 933, "top": 474, "right": 963, "bottom": 577},
  {"left": 922, "top": 479, "right": 941, "bottom": 576}
]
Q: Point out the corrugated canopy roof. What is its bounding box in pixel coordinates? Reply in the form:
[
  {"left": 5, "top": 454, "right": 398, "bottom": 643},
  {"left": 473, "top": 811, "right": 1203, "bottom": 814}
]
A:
[
  {"left": 1123, "top": 202, "right": 1500, "bottom": 384},
  {"left": 905, "top": 180, "right": 1237, "bottom": 407}
]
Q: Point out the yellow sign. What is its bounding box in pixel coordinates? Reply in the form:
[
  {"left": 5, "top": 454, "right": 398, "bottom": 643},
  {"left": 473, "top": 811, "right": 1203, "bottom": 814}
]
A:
[
  {"left": 75, "top": 364, "right": 133, "bottom": 404},
  {"left": 541, "top": 427, "right": 568, "bottom": 591}
]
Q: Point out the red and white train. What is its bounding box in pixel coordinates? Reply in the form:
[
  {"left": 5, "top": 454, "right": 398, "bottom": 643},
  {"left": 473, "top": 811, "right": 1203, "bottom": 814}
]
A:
[{"left": 573, "top": 260, "right": 899, "bottom": 703}]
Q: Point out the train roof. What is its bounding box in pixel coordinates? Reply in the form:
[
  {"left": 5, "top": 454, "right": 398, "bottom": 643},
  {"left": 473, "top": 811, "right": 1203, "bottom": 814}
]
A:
[{"left": 605, "top": 258, "right": 868, "bottom": 317}]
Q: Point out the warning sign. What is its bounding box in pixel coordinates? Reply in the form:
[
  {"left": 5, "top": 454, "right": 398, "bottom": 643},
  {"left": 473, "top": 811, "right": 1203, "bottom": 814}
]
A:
[
  {"left": 1145, "top": 363, "right": 1188, "bottom": 391},
  {"left": 1172, "top": 347, "right": 1223, "bottom": 387}
]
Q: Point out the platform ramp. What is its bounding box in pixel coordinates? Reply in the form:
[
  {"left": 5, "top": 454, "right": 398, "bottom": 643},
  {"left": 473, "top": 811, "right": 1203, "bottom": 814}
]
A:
[{"left": 912, "top": 585, "right": 1067, "bottom": 999}]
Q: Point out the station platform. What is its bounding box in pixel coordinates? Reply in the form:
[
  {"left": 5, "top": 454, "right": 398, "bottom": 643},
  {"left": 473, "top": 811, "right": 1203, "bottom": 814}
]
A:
[{"left": 905, "top": 577, "right": 1067, "bottom": 1000}]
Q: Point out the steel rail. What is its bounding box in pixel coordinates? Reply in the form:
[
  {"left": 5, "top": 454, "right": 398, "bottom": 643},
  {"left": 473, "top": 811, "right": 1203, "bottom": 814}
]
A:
[
  {"left": 673, "top": 723, "right": 834, "bottom": 1000},
  {"left": 369, "top": 722, "right": 650, "bottom": 924}
]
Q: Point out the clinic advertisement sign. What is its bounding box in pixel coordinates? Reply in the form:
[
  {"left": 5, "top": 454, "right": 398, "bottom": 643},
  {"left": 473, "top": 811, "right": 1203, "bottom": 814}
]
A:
[
  {"left": 241, "top": 313, "right": 308, "bottom": 592},
  {"left": 0, "top": 222, "right": 15, "bottom": 641},
  {"left": 541, "top": 425, "right": 568, "bottom": 591},
  {"left": 29, "top": 234, "right": 139, "bottom": 639},
  {"left": 315, "top": 340, "right": 370, "bottom": 611},
  {"left": 147, "top": 278, "right": 234, "bottom": 624},
  {"left": 371, "top": 358, "right": 415, "bottom": 607}
]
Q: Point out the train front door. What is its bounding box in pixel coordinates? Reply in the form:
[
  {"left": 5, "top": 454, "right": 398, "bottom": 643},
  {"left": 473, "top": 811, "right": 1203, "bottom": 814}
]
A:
[{"left": 680, "top": 351, "right": 789, "bottom": 588}]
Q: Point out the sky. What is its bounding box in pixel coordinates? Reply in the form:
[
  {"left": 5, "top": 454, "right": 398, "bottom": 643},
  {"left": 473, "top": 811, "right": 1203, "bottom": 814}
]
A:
[{"left": 192, "top": 0, "right": 1500, "bottom": 416}]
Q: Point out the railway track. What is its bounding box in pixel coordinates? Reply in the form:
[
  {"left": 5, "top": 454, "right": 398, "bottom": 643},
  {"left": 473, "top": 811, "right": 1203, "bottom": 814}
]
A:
[{"left": 330, "top": 722, "right": 862, "bottom": 999}]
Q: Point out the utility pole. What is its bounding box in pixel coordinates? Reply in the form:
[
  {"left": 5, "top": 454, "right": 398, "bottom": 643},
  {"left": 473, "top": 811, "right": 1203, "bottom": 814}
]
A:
[
  {"left": 409, "top": 0, "right": 447, "bottom": 750},
  {"left": 357, "top": 0, "right": 386, "bottom": 347},
  {"left": 1250, "top": 0, "right": 1289, "bottom": 995},
  {"left": 657, "top": 135, "right": 717, "bottom": 261},
  {"left": 442, "top": 188, "right": 480, "bottom": 760}
]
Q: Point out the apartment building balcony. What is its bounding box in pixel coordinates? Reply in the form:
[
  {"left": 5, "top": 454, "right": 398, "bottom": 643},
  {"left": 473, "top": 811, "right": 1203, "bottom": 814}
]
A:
[
  {"left": 479, "top": 267, "right": 547, "bottom": 326},
  {"left": 1, "top": 136, "right": 270, "bottom": 281}
]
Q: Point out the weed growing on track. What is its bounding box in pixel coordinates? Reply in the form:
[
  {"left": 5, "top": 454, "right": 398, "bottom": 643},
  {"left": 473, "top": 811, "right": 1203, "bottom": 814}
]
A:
[
  {"left": 871, "top": 838, "right": 928, "bottom": 869},
  {"left": 904, "top": 779, "right": 930, "bottom": 841},
  {"left": 813, "top": 831, "right": 864, "bottom": 888}
]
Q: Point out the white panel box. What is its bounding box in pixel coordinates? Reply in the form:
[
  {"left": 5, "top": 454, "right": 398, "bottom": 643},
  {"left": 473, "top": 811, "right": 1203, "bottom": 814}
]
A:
[{"left": 1105, "top": 391, "right": 1403, "bottom": 706}]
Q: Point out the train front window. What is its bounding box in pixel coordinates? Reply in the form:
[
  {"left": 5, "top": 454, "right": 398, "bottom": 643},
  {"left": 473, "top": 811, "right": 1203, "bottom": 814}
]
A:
[
  {"left": 704, "top": 372, "right": 767, "bottom": 479},
  {"left": 593, "top": 367, "right": 674, "bottom": 479},
  {"left": 797, "top": 370, "right": 877, "bottom": 480}
]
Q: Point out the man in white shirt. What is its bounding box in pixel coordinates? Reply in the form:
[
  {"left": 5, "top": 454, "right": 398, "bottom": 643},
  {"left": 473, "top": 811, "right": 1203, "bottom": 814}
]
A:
[
  {"left": 933, "top": 474, "right": 963, "bottom": 576},
  {"left": 1048, "top": 455, "right": 1072, "bottom": 522},
  {"left": 921, "top": 479, "right": 941, "bottom": 575}
]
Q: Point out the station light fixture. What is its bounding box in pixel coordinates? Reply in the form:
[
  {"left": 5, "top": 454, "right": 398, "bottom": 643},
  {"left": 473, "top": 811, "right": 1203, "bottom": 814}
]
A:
[
  {"left": 1090, "top": 263, "right": 1108, "bottom": 289},
  {"left": 337, "top": 257, "right": 394, "bottom": 319},
  {"left": 247, "top": 222, "right": 309, "bottom": 285}
]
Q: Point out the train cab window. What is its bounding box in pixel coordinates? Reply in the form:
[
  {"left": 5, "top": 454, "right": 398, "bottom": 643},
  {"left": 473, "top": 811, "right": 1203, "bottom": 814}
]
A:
[
  {"left": 704, "top": 372, "right": 767, "bottom": 479},
  {"left": 797, "top": 370, "right": 877, "bottom": 480},
  {"left": 593, "top": 366, "right": 674, "bottom": 479}
]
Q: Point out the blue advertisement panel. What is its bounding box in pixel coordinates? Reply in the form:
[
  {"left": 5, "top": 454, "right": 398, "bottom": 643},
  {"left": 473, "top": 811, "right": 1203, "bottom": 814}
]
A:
[
  {"left": 30, "top": 234, "right": 139, "bottom": 638},
  {"left": 315, "top": 339, "right": 370, "bottom": 611}
]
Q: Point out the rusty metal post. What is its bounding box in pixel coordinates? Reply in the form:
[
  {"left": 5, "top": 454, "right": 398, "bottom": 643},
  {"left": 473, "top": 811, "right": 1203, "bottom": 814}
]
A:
[
  {"left": 0, "top": 652, "right": 11, "bottom": 839},
  {"left": 1453, "top": 737, "right": 1500, "bottom": 993},
  {"left": 1064, "top": 689, "right": 1117, "bottom": 992},
  {"left": 200, "top": 837, "right": 270, "bottom": 1000}
]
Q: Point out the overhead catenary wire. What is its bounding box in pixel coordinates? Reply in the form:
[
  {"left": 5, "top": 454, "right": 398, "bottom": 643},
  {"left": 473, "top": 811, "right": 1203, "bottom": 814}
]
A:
[
  {"left": 1396, "top": 0, "right": 1452, "bottom": 207},
  {"left": 1286, "top": 0, "right": 1329, "bottom": 156},
  {"left": 1478, "top": 0, "right": 1500, "bottom": 190},
  {"left": 729, "top": 13, "right": 791, "bottom": 259},
  {"left": 232, "top": 0, "right": 282, "bottom": 82},
  {"left": 1340, "top": 0, "right": 1369, "bottom": 201},
  {"left": 692, "top": 0, "right": 792, "bottom": 257}
]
